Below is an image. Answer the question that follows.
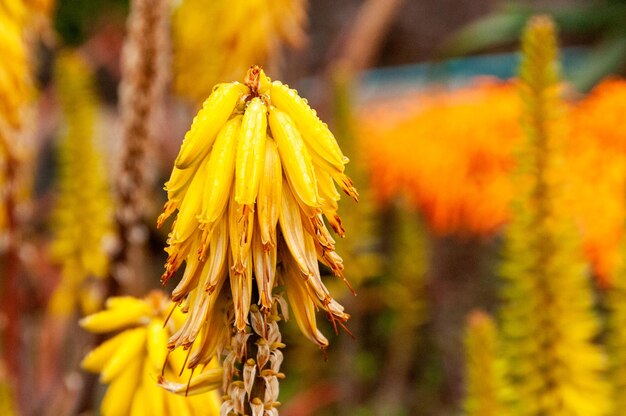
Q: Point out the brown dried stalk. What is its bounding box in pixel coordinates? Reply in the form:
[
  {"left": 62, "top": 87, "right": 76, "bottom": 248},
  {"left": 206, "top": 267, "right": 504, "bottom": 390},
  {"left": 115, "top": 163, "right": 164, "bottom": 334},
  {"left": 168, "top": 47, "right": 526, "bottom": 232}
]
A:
[
  {"left": 113, "top": 0, "right": 170, "bottom": 288},
  {"left": 331, "top": 0, "right": 406, "bottom": 73}
]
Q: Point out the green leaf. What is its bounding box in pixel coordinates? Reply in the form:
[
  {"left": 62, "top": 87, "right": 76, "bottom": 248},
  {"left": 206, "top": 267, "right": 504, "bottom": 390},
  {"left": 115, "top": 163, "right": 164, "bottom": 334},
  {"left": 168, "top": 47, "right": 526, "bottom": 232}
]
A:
[
  {"left": 439, "top": 11, "right": 531, "bottom": 57},
  {"left": 570, "top": 34, "right": 626, "bottom": 91},
  {"left": 440, "top": 3, "right": 626, "bottom": 58}
]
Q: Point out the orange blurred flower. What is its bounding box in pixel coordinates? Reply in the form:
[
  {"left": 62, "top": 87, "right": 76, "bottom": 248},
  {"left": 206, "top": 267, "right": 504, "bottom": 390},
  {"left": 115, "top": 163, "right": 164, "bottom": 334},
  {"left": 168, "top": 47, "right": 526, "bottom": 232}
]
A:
[
  {"left": 360, "top": 80, "right": 521, "bottom": 236},
  {"left": 360, "top": 78, "right": 626, "bottom": 286},
  {"left": 568, "top": 79, "right": 626, "bottom": 287}
]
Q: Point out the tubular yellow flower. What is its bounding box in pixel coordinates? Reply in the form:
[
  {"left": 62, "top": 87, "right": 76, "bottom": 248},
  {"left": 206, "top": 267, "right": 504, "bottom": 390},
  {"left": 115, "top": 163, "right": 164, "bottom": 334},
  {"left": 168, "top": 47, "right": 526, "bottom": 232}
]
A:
[
  {"left": 172, "top": 0, "right": 307, "bottom": 103},
  {"left": 159, "top": 66, "right": 355, "bottom": 413},
  {"left": 500, "top": 16, "right": 611, "bottom": 416},
  {"left": 80, "top": 291, "right": 221, "bottom": 415},
  {"left": 235, "top": 97, "right": 267, "bottom": 205},
  {"left": 48, "top": 52, "right": 115, "bottom": 316},
  {"left": 198, "top": 116, "right": 241, "bottom": 241}
]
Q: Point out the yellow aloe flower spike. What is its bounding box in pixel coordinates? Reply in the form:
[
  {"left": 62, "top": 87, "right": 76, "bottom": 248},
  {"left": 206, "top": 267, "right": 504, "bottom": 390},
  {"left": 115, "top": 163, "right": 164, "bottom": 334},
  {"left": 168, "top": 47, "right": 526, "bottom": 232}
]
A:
[
  {"left": 499, "top": 15, "right": 611, "bottom": 416},
  {"left": 80, "top": 291, "right": 221, "bottom": 415},
  {"left": 463, "top": 311, "right": 510, "bottom": 416},
  {"left": 158, "top": 66, "right": 356, "bottom": 414},
  {"left": 49, "top": 51, "right": 115, "bottom": 316}
]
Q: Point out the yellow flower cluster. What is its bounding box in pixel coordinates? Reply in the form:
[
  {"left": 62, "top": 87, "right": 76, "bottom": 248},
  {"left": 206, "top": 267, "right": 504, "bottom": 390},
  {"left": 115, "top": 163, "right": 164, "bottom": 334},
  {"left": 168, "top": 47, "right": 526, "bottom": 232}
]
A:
[
  {"left": 500, "top": 16, "right": 610, "bottom": 416},
  {"left": 172, "top": 0, "right": 307, "bottom": 103},
  {"left": 158, "top": 66, "right": 356, "bottom": 375},
  {"left": 49, "top": 52, "right": 115, "bottom": 316},
  {"left": 80, "top": 291, "right": 221, "bottom": 415},
  {"left": 359, "top": 81, "right": 521, "bottom": 236}
]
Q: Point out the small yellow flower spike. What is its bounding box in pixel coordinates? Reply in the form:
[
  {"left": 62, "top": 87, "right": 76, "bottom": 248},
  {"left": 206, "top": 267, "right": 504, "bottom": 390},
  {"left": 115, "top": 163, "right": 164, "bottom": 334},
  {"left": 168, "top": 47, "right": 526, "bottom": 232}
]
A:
[
  {"left": 463, "top": 311, "right": 510, "bottom": 416},
  {"left": 80, "top": 291, "right": 222, "bottom": 415},
  {"left": 159, "top": 67, "right": 356, "bottom": 409},
  {"left": 48, "top": 51, "right": 116, "bottom": 316},
  {"left": 500, "top": 16, "right": 611, "bottom": 416},
  {"left": 172, "top": 0, "right": 307, "bottom": 103}
]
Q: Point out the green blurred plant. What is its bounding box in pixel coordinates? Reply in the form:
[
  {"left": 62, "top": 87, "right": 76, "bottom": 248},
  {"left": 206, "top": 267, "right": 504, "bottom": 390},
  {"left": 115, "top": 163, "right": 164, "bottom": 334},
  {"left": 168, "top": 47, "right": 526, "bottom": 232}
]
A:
[{"left": 441, "top": 1, "right": 626, "bottom": 91}]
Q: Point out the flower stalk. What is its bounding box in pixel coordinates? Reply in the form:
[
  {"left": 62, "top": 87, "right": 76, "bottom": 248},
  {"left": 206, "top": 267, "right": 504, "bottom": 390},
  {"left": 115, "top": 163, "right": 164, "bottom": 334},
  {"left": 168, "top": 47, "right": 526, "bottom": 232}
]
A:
[
  {"left": 463, "top": 310, "right": 509, "bottom": 416},
  {"left": 499, "top": 15, "right": 611, "bottom": 416},
  {"left": 221, "top": 304, "right": 285, "bottom": 416},
  {"left": 113, "top": 0, "right": 170, "bottom": 291}
]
